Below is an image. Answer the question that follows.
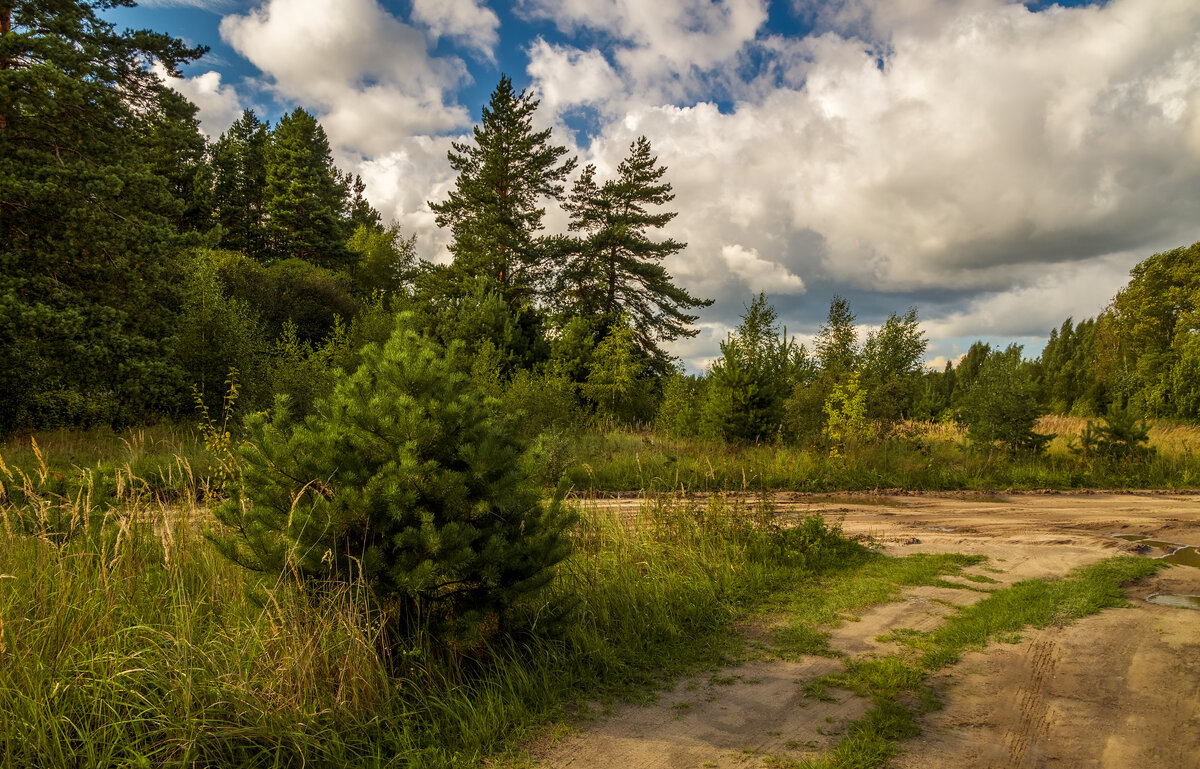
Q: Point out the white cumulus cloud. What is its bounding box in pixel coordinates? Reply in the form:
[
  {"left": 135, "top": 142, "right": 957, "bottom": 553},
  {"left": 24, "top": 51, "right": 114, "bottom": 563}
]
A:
[
  {"left": 526, "top": 39, "right": 622, "bottom": 115},
  {"left": 220, "top": 0, "right": 470, "bottom": 154},
  {"left": 520, "top": 0, "right": 768, "bottom": 100},
  {"left": 153, "top": 65, "right": 244, "bottom": 138},
  {"left": 410, "top": 0, "right": 500, "bottom": 60},
  {"left": 721, "top": 244, "right": 806, "bottom": 294}
]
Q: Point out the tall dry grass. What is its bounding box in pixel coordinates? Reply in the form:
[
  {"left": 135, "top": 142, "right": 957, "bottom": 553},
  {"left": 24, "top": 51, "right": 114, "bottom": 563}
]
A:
[{"left": 0, "top": 441, "right": 858, "bottom": 767}]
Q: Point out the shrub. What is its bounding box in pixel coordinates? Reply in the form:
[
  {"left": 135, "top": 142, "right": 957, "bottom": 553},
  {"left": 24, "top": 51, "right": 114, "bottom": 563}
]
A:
[
  {"left": 1074, "top": 406, "right": 1155, "bottom": 460},
  {"left": 210, "top": 316, "right": 575, "bottom": 647}
]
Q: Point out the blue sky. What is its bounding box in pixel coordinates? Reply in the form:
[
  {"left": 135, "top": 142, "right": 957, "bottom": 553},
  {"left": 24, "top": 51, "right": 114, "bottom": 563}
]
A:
[{"left": 108, "top": 0, "right": 1200, "bottom": 371}]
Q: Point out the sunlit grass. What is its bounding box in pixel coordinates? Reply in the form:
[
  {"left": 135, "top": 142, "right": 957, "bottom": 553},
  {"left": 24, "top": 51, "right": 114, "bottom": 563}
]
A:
[
  {"left": 566, "top": 421, "right": 1200, "bottom": 493},
  {"left": 0, "top": 445, "right": 864, "bottom": 768}
]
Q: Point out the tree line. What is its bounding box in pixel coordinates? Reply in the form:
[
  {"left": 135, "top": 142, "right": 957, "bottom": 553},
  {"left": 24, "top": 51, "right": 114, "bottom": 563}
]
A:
[{"left": 2, "top": 0, "right": 1198, "bottom": 444}]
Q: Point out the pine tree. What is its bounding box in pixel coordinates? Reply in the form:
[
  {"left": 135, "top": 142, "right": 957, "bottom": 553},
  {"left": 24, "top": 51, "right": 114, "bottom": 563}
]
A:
[
  {"left": 341, "top": 170, "right": 381, "bottom": 232},
  {"left": 703, "top": 294, "right": 801, "bottom": 442},
  {"left": 581, "top": 316, "right": 639, "bottom": 425},
  {"left": 143, "top": 87, "right": 213, "bottom": 233},
  {"left": 0, "top": 0, "right": 204, "bottom": 431},
  {"left": 212, "top": 109, "right": 270, "bottom": 260},
  {"left": 430, "top": 75, "right": 576, "bottom": 306},
  {"left": 264, "top": 108, "right": 351, "bottom": 269},
  {"left": 559, "top": 137, "right": 713, "bottom": 374},
  {"left": 211, "top": 316, "right": 575, "bottom": 646},
  {"left": 959, "top": 345, "right": 1050, "bottom": 453}
]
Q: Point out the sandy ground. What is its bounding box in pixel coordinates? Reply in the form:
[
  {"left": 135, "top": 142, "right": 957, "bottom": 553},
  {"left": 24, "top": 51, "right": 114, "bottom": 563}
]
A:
[{"left": 534, "top": 492, "right": 1200, "bottom": 769}]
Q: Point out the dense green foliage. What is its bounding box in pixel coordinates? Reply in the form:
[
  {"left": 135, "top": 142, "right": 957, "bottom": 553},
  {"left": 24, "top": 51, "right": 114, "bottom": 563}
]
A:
[
  {"left": 0, "top": 2, "right": 386, "bottom": 432},
  {"left": 212, "top": 317, "right": 574, "bottom": 645},
  {"left": 958, "top": 344, "right": 1050, "bottom": 453},
  {"left": 703, "top": 293, "right": 803, "bottom": 442},
  {"left": 0, "top": 0, "right": 203, "bottom": 431},
  {"left": 1031, "top": 242, "right": 1200, "bottom": 421}
]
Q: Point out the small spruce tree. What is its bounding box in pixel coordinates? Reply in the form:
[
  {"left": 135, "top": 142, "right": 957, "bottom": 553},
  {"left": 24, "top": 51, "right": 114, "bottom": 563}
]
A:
[{"left": 210, "top": 315, "right": 574, "bottom": 646}]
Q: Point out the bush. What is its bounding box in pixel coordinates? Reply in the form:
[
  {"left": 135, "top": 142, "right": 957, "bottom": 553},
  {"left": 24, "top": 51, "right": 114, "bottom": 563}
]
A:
[
  {"left": 211, "top": 316, "right": 575, "bottom": 647},
  {"left": 1074, "top": 406, "right": 1155, "bottom": 460}
]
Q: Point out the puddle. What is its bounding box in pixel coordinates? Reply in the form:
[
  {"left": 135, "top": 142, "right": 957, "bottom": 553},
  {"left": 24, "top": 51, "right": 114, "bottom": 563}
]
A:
[
  {"left": 1146, "top": 593, "right": 1200, "bottom": 610},
  {"left": 1111, "top": 534, "right": 1200, "bottom": 568}
]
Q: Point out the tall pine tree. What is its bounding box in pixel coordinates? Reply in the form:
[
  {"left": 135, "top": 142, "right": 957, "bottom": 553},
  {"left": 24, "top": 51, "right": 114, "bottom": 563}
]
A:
[
  {"left": 0, "top": 0, "right": 204, "bottom": 430},
  {"left": 430, "top": 75, "right": 576, "bottom": 307},
  {"left": 142, "top": 87, "right": 213, "bottom": 234},
  {"left": 559, "top": 136, "right": 712, "bottom": 374},
  {"left": 212, "top": 109, "right": 270, "bottom": 260},
  {"left": 264, "top": 108, "right": 351, "bottom": 269}
]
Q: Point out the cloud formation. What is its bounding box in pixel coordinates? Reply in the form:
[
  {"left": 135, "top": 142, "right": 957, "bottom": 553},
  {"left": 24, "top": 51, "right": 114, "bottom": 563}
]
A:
[
  {"left": 526, "top": 39, "right": 622, "bottom": 115},
  {"left": 521, "top": 0, "right": 1200, "bottom": 366},
  {"left": 410, "top": 0, "right": 500, "bottom": 60},
  {"left": 154, "top": 65, "right": 244, "bottom": 138},
  {"left": 520, "top": 0, "right": 768, "bottom": 100},
  {"left": 721, "top": 244, "right": 806, "bottom": 294},
  {"left": 219, "top": 0, "right": 470, "bottom": 154}
]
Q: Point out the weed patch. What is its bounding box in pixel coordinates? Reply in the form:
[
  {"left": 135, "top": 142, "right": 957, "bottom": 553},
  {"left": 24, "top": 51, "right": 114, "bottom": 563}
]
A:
[{"left": 0, "top": 452, "right": 862, "bottom": 768}]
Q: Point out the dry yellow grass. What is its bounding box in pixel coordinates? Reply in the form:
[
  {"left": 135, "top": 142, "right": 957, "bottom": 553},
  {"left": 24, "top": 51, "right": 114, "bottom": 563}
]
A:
[
  {"left": 893, "top": 416, "right": 1198, "bottom": 457},
  {"left": 1037, "top": 415, "right": 1200, "bottom": 456}
]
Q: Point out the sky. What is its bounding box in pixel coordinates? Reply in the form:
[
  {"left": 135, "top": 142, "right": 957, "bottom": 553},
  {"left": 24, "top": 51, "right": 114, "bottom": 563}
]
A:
[{"left": 107, "top": 0, "right": 1200, "bottom": 372}]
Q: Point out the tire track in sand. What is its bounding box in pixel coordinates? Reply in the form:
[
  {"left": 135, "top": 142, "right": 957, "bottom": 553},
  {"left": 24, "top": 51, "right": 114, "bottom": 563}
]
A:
[{"left": 1003, "top": 636, "right": 1057, "bottom": 768}]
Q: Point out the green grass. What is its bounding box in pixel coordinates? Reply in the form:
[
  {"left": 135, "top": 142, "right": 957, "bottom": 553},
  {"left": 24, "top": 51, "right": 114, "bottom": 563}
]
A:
[
  {"left": 792, "top": 556, "right": 1165, "bottom": 768},
  {"left": 564, "top": 428, "right": 1200, "bottom": 493},
  {"left": 0, "top": 450, "right": 864, "bottom": 768},
  {"left": 0, "top": 427, "right": 1178, "bottom": 767},
  {"left": 766, "top": 551, "right": 984, "bottom": 658},
  {"left": 6, "top": 418, "right": 1199, "bottom": 504}
]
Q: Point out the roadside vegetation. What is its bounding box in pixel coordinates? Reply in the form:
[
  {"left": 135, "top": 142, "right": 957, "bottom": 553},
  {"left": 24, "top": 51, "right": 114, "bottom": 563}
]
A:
[
  {"left": 0, "top": 450, "right": 861, "bottom": 767},
  {"left": 0, "top": 434, "right": 1168, "bottom": 767},
  {"left": 3, "top": 3, "right": 1197, "bottom": 767}
]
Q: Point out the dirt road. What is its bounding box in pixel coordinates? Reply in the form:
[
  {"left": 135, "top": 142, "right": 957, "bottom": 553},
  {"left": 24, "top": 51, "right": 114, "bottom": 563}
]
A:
[{"left": 535, "top": 492, "right": 1200, "bottom": 769}]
